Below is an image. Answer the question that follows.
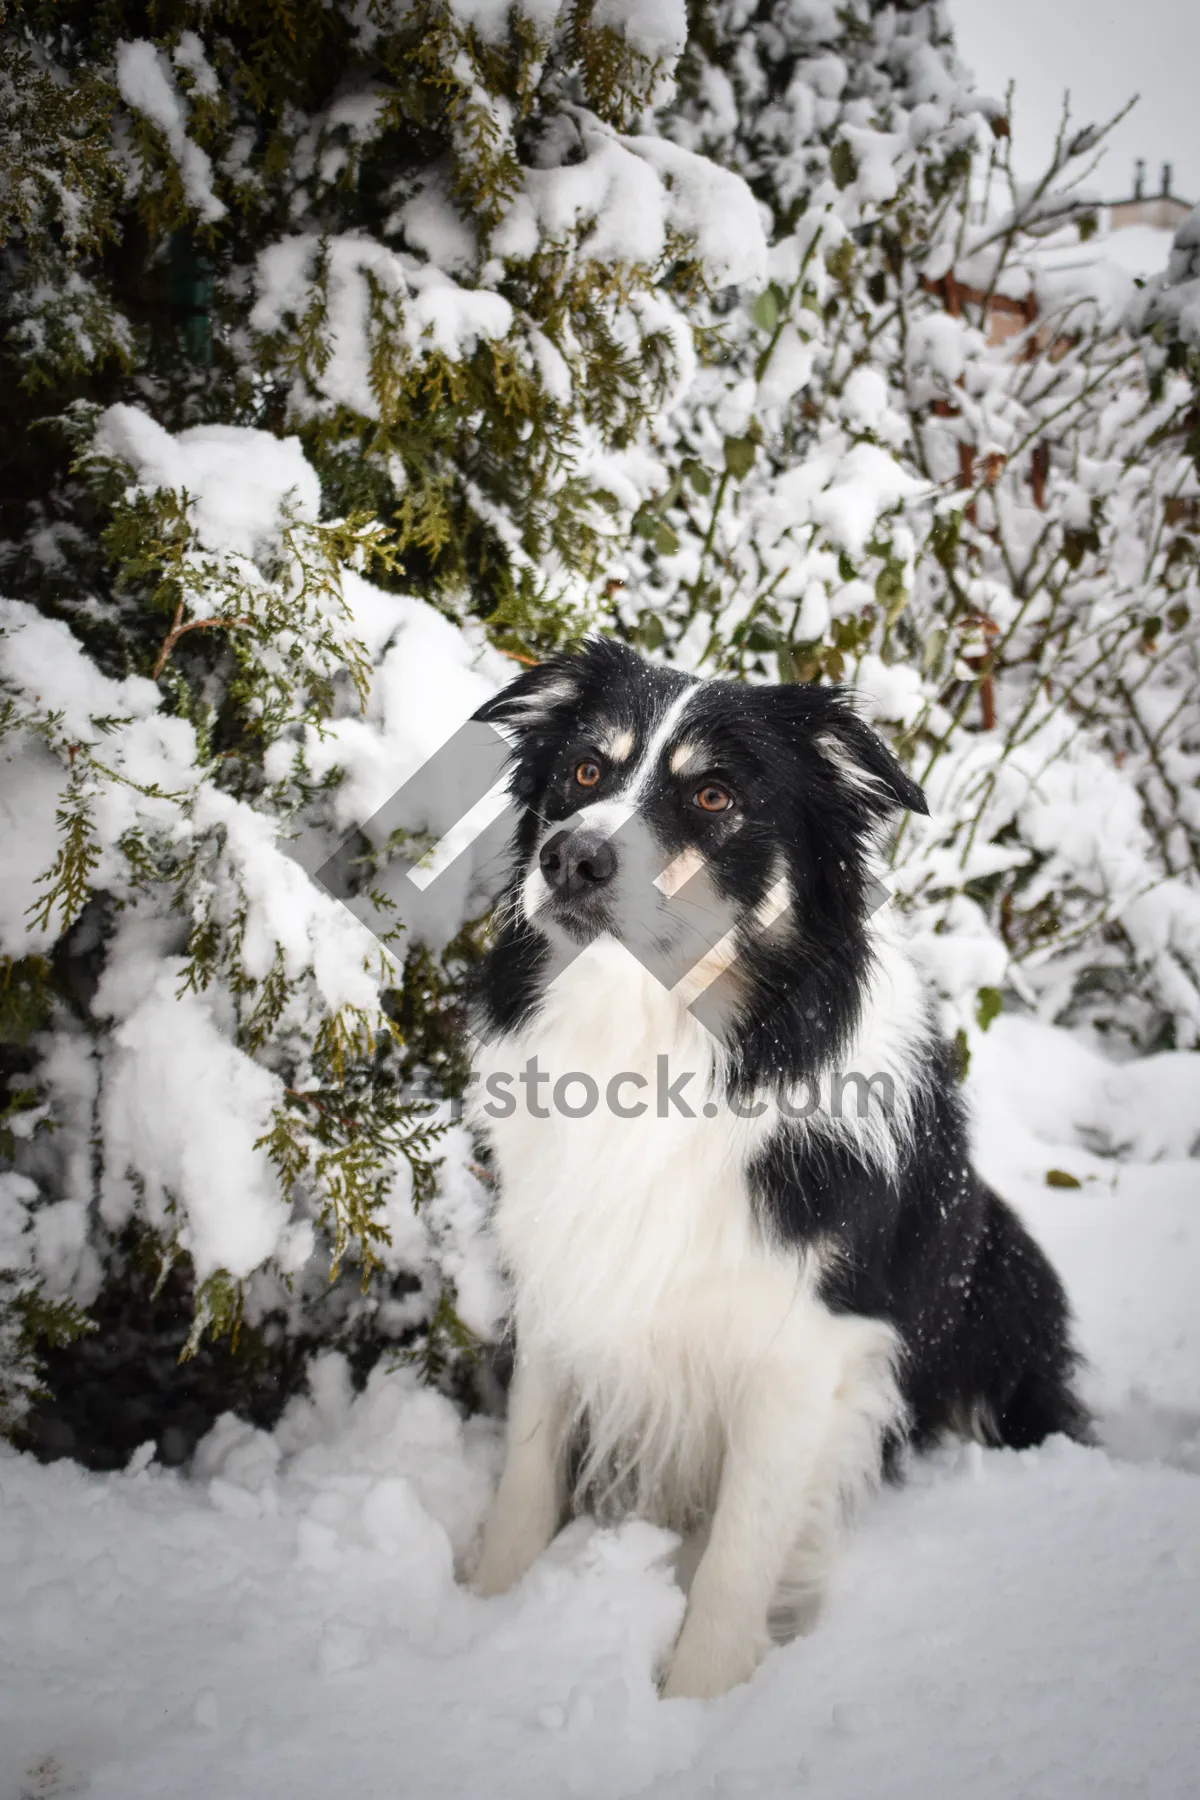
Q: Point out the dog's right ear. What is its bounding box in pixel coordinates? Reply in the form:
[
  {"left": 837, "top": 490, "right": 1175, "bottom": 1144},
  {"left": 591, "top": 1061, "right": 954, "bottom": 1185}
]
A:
[{"left": 473, "top": 655, "right": 581, "bottom": 738}]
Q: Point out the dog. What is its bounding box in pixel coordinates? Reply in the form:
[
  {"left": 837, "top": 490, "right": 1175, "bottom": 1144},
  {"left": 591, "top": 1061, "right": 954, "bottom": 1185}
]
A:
[{"left": 466, "top": 638, "right": 1087, "bottom": 1700}]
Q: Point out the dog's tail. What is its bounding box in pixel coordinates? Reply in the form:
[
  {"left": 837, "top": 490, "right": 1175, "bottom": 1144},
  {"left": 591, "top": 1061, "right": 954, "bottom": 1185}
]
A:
[{"left": 951, "top": 1185, "right": 1092, "bottom": 1451}]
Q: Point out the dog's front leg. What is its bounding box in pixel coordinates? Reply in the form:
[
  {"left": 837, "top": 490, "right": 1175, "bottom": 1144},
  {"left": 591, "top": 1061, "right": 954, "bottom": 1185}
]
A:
[
  {"left": 475, "top": 1344, "right": 568, "bottom": 1597},
  {"left": 661, "top": 1361, "right": 829, "bottom": 1700}
]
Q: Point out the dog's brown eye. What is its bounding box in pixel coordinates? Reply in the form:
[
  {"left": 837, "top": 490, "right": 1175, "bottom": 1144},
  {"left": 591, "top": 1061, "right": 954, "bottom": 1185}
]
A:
[
  {"left": 695, "top": 783, "right": 732, "bottom": 813},
  {"left": 575, "top": 760, "right": 602, "bottom": 789}
]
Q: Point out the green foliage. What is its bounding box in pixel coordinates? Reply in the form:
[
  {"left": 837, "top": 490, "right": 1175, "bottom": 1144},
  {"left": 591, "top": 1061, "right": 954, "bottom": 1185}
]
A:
[
  {"left": 1, "top": 0, "right": 730, "bottom": 1431},
  {"left": 88, "top": 464, "right": 381, "bottom": 734},
  {"left": 0, "top": 33, "right": 121, "bottom": 251},
  {"left": 975, "top": 987, "right": 1003, "bottom": 1033},
  {"left": 1, "top": 0, "right": 706, "bottom": 660},
  {"left": 25, "top": 763, "right": 103, "bottom": 939},
  {"left": 258, "top": 1006, "right": 449, "bottom": 1284},
  {"left": 183, "top": 1270, "right": 243, "bottom": 1359},
  {"left": 0, "top": 957, "right": 53, "bottom": 1051},
  {"left": 403, "top": 1282, "right": 482, "bottom": 1391},
  {"left": 0, "top": 1271, "right": 93, "bottom": 1437}
]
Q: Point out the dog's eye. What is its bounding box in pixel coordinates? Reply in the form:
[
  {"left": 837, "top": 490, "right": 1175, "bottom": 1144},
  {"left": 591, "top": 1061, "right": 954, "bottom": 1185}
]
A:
[
  {"left": 694, "top": 783, "right": 733, "bottom": 814},
  {"left": 575, "top": 760, "right": 603, "bottom": 789}
]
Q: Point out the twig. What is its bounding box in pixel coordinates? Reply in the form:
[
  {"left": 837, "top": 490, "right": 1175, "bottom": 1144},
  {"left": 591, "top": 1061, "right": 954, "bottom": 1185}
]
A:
[{"left": 153, "top": 599, "right": 255, "bottom": 680}]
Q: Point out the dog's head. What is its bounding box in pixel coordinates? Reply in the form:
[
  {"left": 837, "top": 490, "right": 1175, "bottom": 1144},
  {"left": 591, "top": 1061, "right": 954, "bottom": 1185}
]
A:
[{"left": 476, "top": 639, "right": 926, "bottom": 1023}]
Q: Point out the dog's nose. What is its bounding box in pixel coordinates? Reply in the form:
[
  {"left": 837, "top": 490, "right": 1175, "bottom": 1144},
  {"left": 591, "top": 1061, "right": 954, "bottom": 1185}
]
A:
[{"left": 539, "top": 829, "right": 617, "bottom": 897}]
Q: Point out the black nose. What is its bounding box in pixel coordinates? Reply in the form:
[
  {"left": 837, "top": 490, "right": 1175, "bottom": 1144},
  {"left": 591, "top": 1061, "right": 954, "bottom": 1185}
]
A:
[{"left": 539, "top": 829, "right": 617, "bottom": 897}]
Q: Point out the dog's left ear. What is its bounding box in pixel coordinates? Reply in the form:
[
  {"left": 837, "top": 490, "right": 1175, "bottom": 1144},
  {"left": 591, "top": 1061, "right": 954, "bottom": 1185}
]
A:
[
  {"left": 473, "top": 655, "right": 581, "bottom": 737},
  {"left": 813, "top": 700, "right": 929, "bottom": 817}
]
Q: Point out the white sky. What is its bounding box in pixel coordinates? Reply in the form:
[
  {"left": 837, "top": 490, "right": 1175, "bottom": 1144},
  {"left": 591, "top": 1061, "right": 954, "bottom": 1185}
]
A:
[{"left": 949, "top": 0, "right": 1200, "bottom": 205}]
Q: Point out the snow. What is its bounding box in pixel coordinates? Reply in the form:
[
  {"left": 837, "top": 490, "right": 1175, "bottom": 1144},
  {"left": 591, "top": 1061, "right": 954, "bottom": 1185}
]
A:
[
  {"left": 115, "top": 39, "right": 226, "bottom": 225},
  {"left": 852, "top": 654, "right": 927, "bottom": 727},
  {"left": 755, "top": 323, "right": 814, "bottom": 411},
  {"left": 171, "top": 32, "right": 219, "bottom": 101},
  {"left": 838, "top": 125, "right": 904, "bottom": 205},
  {"left": 1131, "top": 201, "right": 1200, "bottom": 352},
  {"left": 250, "top": 235, "right": 514, "bottom": 418},
  {"left": 591, "top": 0, "right": 688, "bottom": 63},
  {"left": 2, "top": 1019, "right": 1198, "bottom": 1799},
  {"left": 0, "top": 598, "right": 205, "bottom": 937},
  {"left": 395, "top": 173, "right": 478, "bottom": 276},
  {"left": 93, "top": 406, "right": 321, "bottom": 559},
  {"left": 0, "top": 1174, "right": 39, "bottom": 1276},
  {"left": 0, "top": 596, "right": 162, "bottom": 744},
  {"left": 626, "top": 135, "right": 769, "bottom": 289},
  {"left": 810, "top": 443, "right": 926, "bottom": 558},
  {"left": 749, "top": 443, "right": 926, "bottom": 573},
  {"left": 907, "top": 310, "right": 970, "bottom": 384},
  {"left": 971, "top": 1013, "right": 1200, "bottom": 1172},
  {"left": 289, "top": 568, "right": 516, "bottom": 935},
  {"left": 494, "top": 124, "right": 667, "bottom": 266},
  {"left": 0, "top": 732, "right": 69, "bottom": 958},
  {"left": 493, "top": 116, "right": 767, "bottom": 290},
  {"left": 448, "top": 0, "right": 563, "bottom": 44},
  {"left": 418, "top": 1131, "right": 508, "bottom": 1342},
  {"left": 839, "top": 365, "right": 890, "bottom": 434},
  {"left": 95, "top": 963, "right": 288, "bottom": 1283},
  {"left": 1032, "top": 244, "right": 1135, "bottom": 335},
  {"left": 1100, "top": 223, "right": 1175, "bottom": 278},
  {"left": 1122, "top": 879, "right": 1200, "bottom": 1044}
]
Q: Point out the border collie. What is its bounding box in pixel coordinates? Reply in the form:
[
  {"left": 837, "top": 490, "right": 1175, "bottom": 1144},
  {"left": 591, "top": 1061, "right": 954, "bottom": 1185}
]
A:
[{"left": 467, "top": 639, "right": 1087, "bottom": 1699}]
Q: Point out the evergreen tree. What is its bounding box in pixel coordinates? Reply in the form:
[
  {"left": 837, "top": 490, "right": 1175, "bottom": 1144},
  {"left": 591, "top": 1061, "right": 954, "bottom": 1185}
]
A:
[{"left": 0, "top": 0, "right": 764, "bottom": 1438}]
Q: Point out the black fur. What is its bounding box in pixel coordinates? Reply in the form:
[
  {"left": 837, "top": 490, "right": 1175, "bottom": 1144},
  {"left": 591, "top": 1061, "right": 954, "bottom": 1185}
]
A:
[
  {"left": 752, "top": 1045, "right": 1090, "bottom": 1455},
  {"left": 474, "top": 638, "right": 1089, "bottom": 1458}
]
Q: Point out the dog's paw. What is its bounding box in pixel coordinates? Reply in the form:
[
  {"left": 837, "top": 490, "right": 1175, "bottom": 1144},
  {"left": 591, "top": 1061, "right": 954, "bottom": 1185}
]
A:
[
  {"left": 659, "top": 1622, "right": 762, "bottom": 1700},
  {"left": 471, "top": 1543, "right": 520, "bottom": 1596},
  {"left": 472, "top": 1535, "right": 536, "bottom": 1597},
  {"left": 472, "top": 1561, "right": 518, "bottom": 1598}
]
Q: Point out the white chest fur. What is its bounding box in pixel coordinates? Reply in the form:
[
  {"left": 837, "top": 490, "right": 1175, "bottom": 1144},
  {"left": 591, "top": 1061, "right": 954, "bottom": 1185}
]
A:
[{"left": 471, "top": 940, "right": 845, "bottom": 1520}]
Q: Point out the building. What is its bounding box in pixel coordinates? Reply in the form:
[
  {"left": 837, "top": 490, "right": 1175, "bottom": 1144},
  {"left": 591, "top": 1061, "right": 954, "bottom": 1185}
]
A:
[{"left": 1108, "top": 161, "right": 1192, "bottom": 234}]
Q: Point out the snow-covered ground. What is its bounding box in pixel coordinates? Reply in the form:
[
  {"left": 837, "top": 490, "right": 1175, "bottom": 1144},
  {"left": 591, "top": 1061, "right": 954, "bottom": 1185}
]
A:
[{"left": 2, "top": 1017, "right": 1198, "bottom": 1800}]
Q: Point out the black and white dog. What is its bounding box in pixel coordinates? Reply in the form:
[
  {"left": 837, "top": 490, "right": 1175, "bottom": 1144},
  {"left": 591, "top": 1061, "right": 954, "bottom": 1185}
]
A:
[{"left": 467, "top": 639, "right": 1087, "bottom": 1699}]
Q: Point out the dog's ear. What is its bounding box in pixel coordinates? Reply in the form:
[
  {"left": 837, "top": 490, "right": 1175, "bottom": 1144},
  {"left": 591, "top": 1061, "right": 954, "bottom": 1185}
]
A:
[
  {"left": 473, "top": 655, "right": 581, "bottom": 737},
  {"left": 812, "top": 697, "right": 929, "bottom": 817}
]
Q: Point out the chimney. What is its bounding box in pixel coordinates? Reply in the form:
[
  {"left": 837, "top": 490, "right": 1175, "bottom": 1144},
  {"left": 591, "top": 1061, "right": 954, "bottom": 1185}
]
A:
[
  {"left": 1134, "top": 158, "right": 1145, "bottom": 200},
  {"left": 1162, "top": 162, "right": 1172, "bottom": 197}
]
